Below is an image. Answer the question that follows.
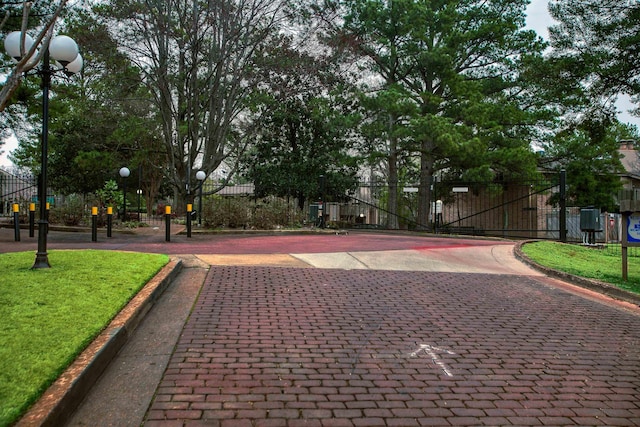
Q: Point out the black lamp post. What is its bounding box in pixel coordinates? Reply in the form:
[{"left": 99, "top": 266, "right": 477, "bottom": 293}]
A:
[
  {"left": 4, "top": 32, "right": 83, "bottom": 269},
  {"left": 120, "top": 167, "right": 130, "bottom": 221},
  {"left": 196, "top": 170, "right": 206, "bottom": 226}
]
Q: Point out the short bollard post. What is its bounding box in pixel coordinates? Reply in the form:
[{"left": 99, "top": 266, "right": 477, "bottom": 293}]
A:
[
  {"left": 186, "top": 203, "right": 192, "bottom": 238},
  {"left": 45, "top": 202, "right": 50, "bottom": 234},
  {"left": 29, "top": 203, "right": 35, "bottom": 237},
  {"left": 107, "top": 206, "right": 113, "bottom": 237},
  {"left": 165, "top": 205, "right": 171, "bottom": 242},
  {"left": 91, "top": 206, "right": 98, "bottom": 242},
  {"left": 13, "top": 203, "right": 20, "bottom": 242}
]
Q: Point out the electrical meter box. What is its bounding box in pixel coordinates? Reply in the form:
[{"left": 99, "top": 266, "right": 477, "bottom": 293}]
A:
[
  {"left": 309, "top": 204, "right": 319, "bottom": 221},
  {"left": 580, "top": 208, "right": 602, "bottom": 232}
]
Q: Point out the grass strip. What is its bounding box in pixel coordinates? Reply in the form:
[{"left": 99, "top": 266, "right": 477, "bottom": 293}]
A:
[
  {"left": 521, "top": 241, "right": 640, "bottom": 294},
  {"left": 0, "top": 250, "right": 169, "bottom": 427}
]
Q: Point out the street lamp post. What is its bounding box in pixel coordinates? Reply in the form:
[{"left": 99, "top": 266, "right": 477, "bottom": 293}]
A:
[
  {"left": 120, "top": 167, "right": 130, "bottom": 221},
  {"left": 196, "top": 170, "right": 206, "bottom": 226},
  {"left": 4, "top": 31, "right": 83, "bottom": 269}
]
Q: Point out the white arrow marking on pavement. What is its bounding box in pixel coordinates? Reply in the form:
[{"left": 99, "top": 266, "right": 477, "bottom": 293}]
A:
[{"left": 409, "top": 344, "right": 455, "bottom": 377}]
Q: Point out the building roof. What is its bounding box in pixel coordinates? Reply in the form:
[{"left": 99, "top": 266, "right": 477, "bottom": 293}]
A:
[
  {"left": 217, "top": 183, "right": 254, "bottom": 196},
  {"left": 619, "top": 140, "right": 640, "bottom": 180}
]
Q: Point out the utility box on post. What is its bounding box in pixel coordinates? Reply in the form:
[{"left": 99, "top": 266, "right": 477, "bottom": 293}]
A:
[
  {"left": 309, "top": 204, "right": 319, "bottom": 222},
  {"left": 580, "top": 208, "right": 601, "bottom": 231},
  {"left": 580, "top": 207, "right": 601, "bottom": 245}
]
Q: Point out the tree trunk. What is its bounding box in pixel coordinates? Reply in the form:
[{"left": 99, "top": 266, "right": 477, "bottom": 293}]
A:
[
  {"left": 387, "top": 113, "right": 399, "bottom": 229},
  {"left": 416, "top": 138, "right": 434, "bottom": 230}
]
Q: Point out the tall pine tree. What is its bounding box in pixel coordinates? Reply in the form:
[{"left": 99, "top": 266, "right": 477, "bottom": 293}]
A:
[{"left": 328, "top": 0, "right": 547, "bottom": 228}]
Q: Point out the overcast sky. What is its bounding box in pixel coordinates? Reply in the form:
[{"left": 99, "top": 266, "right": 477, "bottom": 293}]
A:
[
  {"left": 0, "top": 1, "right": 637, "bottom": 167},
  {"left": 525, "top": 0, "right": 554, "bottom": 40}
]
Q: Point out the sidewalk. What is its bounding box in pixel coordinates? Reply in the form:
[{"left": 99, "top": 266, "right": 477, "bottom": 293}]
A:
[{"left": 66, "top": 257, "right": 205, "bottom": 427}]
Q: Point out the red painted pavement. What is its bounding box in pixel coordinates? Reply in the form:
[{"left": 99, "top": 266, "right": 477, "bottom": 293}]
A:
[{"left": 0, "top": 228, "right": 509, "bottom": 255}]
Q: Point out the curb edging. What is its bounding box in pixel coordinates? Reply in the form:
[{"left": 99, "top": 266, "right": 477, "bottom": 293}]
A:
[{"left": 15, "top": 259, "right": 183, "bottom": 427}]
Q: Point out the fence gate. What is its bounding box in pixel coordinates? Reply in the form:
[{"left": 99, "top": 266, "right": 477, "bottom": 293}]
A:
[{"left": 433, "top": 176, "right": 561, "bottom": 239}]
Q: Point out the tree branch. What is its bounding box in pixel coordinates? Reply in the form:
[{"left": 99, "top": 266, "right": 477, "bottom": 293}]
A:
[{"left": 0, "top": 0, "right": 69, "bottom": 112}]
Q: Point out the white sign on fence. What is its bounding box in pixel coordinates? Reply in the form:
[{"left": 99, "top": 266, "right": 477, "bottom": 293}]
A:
[{"left": 452, "top": 187, "right": 469, "bottom": 193}]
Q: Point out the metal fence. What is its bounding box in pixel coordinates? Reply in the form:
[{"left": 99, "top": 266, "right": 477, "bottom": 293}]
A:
[
  {"left": 0, "top": 170, "right": 37, "bottom": 216},
  {"left": 432, "top": 178, "right": 559, "bottom": 239},
  {"left": 192, "top": 176, "right": 570, "bottom": 241},
  {"left": 0, "top": 170, "right": 622, "bottom": 243}
]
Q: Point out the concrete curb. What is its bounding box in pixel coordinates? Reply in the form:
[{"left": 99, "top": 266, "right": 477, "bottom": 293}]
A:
[
  {"left": 15, "top": 259, "right": 183, "bottom": 427},
  {"left": 514, "top": 241, "right": 640, "bottom": 307}
]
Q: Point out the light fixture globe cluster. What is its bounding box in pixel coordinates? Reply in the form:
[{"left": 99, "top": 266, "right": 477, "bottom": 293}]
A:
[
  {"left": 3, "top": 30, "right": 83, "bottom": 269},
  {"left": 3, "top": 31, "right": 34, "bottom": 59},
  {"left": 4, "top": 31, "right": 83, "bottom": 75}
]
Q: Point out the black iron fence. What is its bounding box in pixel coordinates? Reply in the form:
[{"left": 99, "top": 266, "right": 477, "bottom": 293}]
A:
[
  {"left": 431, "top": 177, "right": 560, "bottom": 239},
  {"left": 0, "top": 171, "right": 37, "bottom": 216},
  {"left": 1, "top": 170, "right": 622, "bottom": 243},
  {"left": 192, "top": 176, "right": 570, "bottom": 240}
]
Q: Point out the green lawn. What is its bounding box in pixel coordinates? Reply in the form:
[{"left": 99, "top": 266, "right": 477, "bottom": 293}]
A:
[
  {"left": 0, "top": 250, "right": 169, "bottom": 427},
  {"left": 521, "top": 241, "right": 640, "bottom": 294}
]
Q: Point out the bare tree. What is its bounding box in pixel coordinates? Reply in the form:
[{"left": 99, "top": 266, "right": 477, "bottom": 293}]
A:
[
  {"left": 0, "top": 0, "right": 69, "bottom": 112},
  {"left": 99, "top": 0, "right": 290, "bottom": 206}
]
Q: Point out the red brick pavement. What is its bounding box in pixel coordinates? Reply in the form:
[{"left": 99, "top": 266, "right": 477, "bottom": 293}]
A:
[{"left": 144, "top": 267, "right": 640, "bottom": 426}]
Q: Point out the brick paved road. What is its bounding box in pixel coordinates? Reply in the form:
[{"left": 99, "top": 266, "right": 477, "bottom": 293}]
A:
[{"left": 145, "top": 267, "right": 640, "bottom": 426}]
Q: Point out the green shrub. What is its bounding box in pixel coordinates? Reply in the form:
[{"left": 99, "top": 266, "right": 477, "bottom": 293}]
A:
[
  {"left": 48, "top": 195, "right": 87, "bottom": 226},
  {"left": 201, "top": 195, "right": 304, "bottom": 229},
  {"left": 201, "top": 196, "right": 250, "bottom": 228},
  {"left": 250, "top": 197, "right": 302, "bottom": 229}
]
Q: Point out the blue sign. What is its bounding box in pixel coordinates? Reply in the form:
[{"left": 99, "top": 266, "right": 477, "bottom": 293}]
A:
[{"left": 627, "top": 213, "right": 640, "bottom": 243}]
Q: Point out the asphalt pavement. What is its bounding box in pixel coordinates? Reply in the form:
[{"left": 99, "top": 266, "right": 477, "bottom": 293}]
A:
[{"left": 2, "top": 226, "right": 640, "bottom": 426}]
